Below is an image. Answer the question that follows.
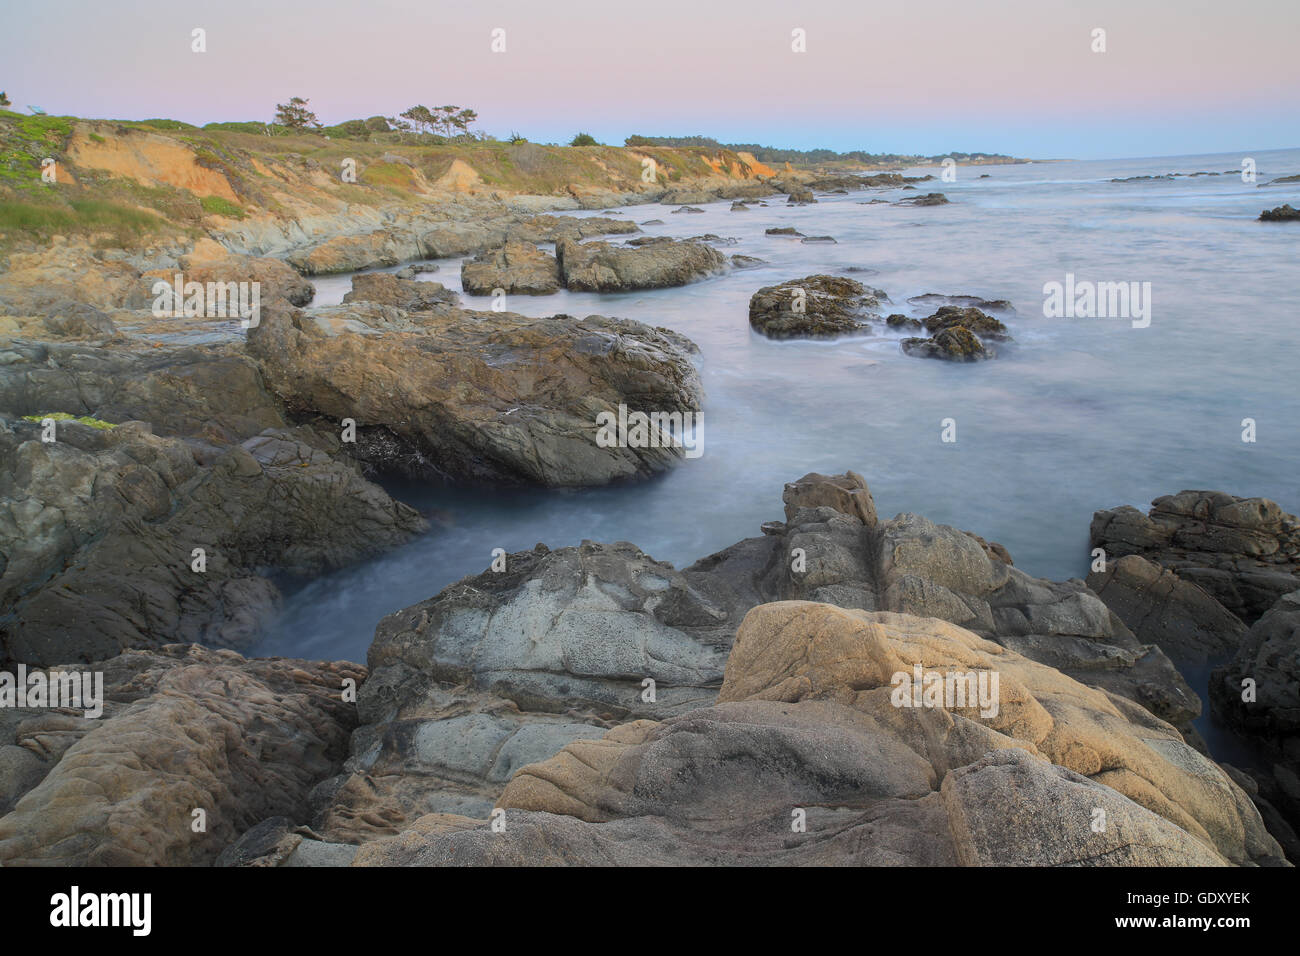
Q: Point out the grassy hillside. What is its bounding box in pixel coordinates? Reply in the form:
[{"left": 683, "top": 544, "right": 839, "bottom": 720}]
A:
[{"left": 0, "top": 111, "right": 777, "bottom": 252}]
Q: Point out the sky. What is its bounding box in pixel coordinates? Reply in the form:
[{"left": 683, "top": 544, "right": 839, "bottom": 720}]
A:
[{"left": 2, "top": 0, "right": 1297, "bottom": 160}]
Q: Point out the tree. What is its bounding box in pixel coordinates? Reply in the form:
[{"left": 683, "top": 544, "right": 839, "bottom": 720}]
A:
[
  {"left": 570, "top": 132, "right": 598, "bottom": 147},
  {"left": 400, "top": 105, "right": 434, "bottom": 135},
  {"left": 0, "top": 92, "right": 10, "bottom": 108},
  {"left": 450, "top": 108, "right": 478, "bottom": 137},
  {"left": 273, "top": 97, "right": 320, "bottom": 131}
]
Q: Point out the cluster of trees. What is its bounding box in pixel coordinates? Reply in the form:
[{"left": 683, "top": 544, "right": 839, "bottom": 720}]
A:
[
  {"left": 268, "top": 98, "right": 481, "bottom": 142},
  {"left": 396, "top": 105, "right": 478, "bottom": 138},
  {"left": 623, "top": 134, "right": 1013, "bottom": 165}
]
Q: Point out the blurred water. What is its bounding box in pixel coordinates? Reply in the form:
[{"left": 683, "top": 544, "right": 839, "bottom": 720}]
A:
[{"left": 256, "top": 149, "right": 1300, "bottom": 685}]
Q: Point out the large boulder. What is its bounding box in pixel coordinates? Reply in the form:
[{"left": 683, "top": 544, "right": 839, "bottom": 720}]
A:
[
  {"left": 0, "top": 645, "right": 363, "bottom": 865},
  {"left": 461, "top": 241, "right": 560, "bottom": 296},
  {"left": 556, "top": 237, "right": 726, "bottom": 292},
  {"left": 347, "top": 602, "right": 1281, "bottom": 866},
  {"left": 246, "top": 297, "right": 704, "bottom": 486},
  {"left": 1091, "top": 491, "right": 1300, "bottom": 623}
]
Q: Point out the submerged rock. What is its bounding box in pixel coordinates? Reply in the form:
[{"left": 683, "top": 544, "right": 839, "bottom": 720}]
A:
[
  {"left": 901, "top": 326, "right": 994, "bottom": 361},
  {"left": 895, "top": 192, "right": 950, "bottom": 206},
  {"left": 1259, "top": 205, "right": 1300, "bottom": 222}
]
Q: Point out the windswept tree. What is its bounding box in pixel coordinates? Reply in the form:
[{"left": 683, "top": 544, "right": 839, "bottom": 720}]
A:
[
  {"left": 0, "top": 91, "right": 10, "bottom": 108},
  {"left": 273, "top": 97, "right": 320, "bottom": 131},
  {"left": 400, "top": 105, "right": 435, "bottom": 135}
]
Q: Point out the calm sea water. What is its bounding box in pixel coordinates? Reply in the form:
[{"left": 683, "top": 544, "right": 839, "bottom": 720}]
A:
[{"left": 257, "top": 147, "right": 1300, "bottom": 736}]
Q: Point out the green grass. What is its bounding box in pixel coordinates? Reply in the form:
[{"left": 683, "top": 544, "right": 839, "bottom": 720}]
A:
[
  {"left": 0, "top": 198, "right": 164, "bottom": 241},
  {"left": 22, "top": 413, "right": 117, "bottom": 430},
  {"left": 199, "top": 194, "right": 246, "bottom": 219}
]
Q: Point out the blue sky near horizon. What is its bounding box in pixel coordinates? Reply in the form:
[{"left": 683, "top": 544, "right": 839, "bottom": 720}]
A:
[{"left": 2, "top": 0, "right": 1296, "bottom": 160}]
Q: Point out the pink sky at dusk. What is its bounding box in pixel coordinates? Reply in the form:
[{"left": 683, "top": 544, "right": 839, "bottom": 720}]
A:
[{"left": 3, "top": 0, "right": 1296, "bottom": 158}]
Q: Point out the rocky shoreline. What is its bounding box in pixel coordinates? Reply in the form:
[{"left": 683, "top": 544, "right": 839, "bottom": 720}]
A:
[{"left": 1, "top": 155, "right": 1297, "bottom": 868}]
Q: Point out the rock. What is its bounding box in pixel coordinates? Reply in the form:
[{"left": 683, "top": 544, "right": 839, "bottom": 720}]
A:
[
  {"left": 765, "top": 227, "right": 803, "bottom": 237},
  {"left": 39, "top": 302, "right": 117, "bottom": 338},
  {"left": 555, "top": 237, "right": 725, "bottom": 292},
  {"left": 1211, "top": 590, "right": 1300, "bottom": 854},
  {"left": 246, "top": 303, "right": 704, "bottom": 486},
  {"left": 341, "top": 272, "right": 458, "bottom": 311},
  {"left": 901, "top": 326, "right": 994, "bottom": 361},
  {"left": 730, "top": 201, "right": 749, "bottom": 212},
  {"left": 895, "top": 192, "right": 950, "bottom": 206},
  {"left": 394, "top": 263, "right": 438, "bottom": 280},
  {"left": 670, "top": 205, "right": 705, "bottom": 214},
  {"left": 461, "top": 241, "right": 559, "bottom": 296},
  {"left": 730, "top": 255, "right": 765, "bottom": 269},
  {"left": 0, "top": 418, "right": 425, "bottom": 667},
  {"left": 141, "top": 238, "right": 315, "bottom": 308},
  {"left": 801, "top": 235, "right": 838, "bottom": 244},
  {"left": 295, "top": 472, "right": 1207, "bottom": 851},
  {"left": 1090, "top": 491, "right": 1300, "bottom": 623},
  {"left": 0, "top": 339, "right": 286, "bottom": 447},
  {"left": 308, "top": 539, "right": 742, "bottom": 841},
  {"left": 886, "top": 313, "right": 923, "bottom": 331},
  {"left": 785, "top": 188, "right": 816, "bottom": 204},
  {"left": 0, "top": 645, "right": 363, "bottom": 865},
  {"left": 1259, "top": 205, "right": 1300, "bottom": 222},
  {"left": 922, "top": 306, "right": 1011, "bottom": 340},
  {"left": 907, "top": 293, "right": 1016, "bottom": 315},
  {"left": 748, "top": 275, "right": 888, "bottom": 340},
  {"left": 352, "top": 603, "right": 1281, "bottom": 866},
  {"left": 783, "top": 470, "right": 878, "bottom": 527},
  {"left": 1088, "top": 554, "right": 1247, "bottom": 665}
]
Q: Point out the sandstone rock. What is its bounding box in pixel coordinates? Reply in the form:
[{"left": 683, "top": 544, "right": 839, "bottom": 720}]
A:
[
  {"left": 0, "top": 645, "right": 363, "bottom": 865},
  {"left": 555, "top": 237, "right": 726, "bottom": 292},
  {"left": 461, "top": 241, "right": 559, "bottom": 296},
  {"left": 351, "top": 603, "right": 1279, "bottom": 866},
  {"left": 341, "top": 272, "right": 458, "bottom": 311}
]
